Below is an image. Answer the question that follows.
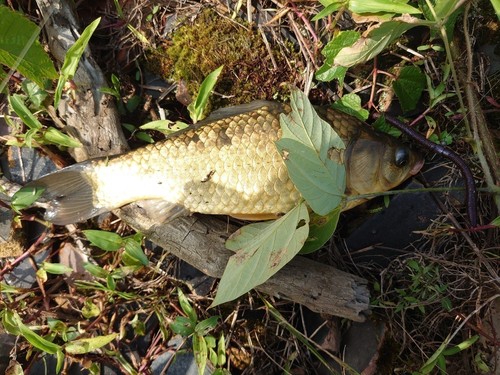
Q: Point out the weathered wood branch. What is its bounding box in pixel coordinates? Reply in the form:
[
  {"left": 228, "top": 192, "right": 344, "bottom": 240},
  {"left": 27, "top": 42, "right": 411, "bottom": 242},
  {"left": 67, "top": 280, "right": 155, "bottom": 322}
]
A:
[
  {"left": 35, "top": 0, "right": 370, "bottom": 321},
  {"left": 36, "top": 0, "right": 129, "bottom": 162},
  {"left": 118, "top": 206, "right": 370, "bottom": 321}
]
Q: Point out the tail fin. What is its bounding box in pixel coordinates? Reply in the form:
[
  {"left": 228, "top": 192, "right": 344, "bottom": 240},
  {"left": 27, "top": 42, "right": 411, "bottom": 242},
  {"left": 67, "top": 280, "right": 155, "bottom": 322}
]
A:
[{"left": 25, "top": 162, "right": 108, "bottom": 225}]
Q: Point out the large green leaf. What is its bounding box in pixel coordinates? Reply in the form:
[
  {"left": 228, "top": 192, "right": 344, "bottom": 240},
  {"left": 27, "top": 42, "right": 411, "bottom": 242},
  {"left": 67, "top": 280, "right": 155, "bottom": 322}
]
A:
[
  {"left": 331, "top": 93, "right": 369, "bottom": 121},
  {"left": 213, "top": 202, "right": 309, "bottom": 306},
  {"left": 334, "top": 21, "right": 417, "bottom": 67},
  {"left": 276, "top": 90, "right": 346, "bottom": 215},
  {"left": 0, "top": 6, "right": 57, "bottom": 87}
]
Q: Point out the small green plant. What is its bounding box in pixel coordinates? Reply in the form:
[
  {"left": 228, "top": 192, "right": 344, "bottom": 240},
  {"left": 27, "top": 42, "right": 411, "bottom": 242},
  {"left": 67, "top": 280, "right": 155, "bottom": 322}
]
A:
[
  {"left": 0, "top": 291, "right": 117, "bottom": 374},
  {"left": 187, "top": 65, "right": 224, "bottom": 123},
  {"left": 2, "top": 13, "right": 101, "bottom": 150},
  {"left": 170, "top": 288, "right": 227, "bottom": 375},
  {"left": 83, "top": 229, "right": 149, "bottom": 268},
  {"left": 100, "top": 73, "right": 141, "bottom": 116},
  {"left": 375, "top": 259, "right": 452, "bottom": 314},
  {"left": 414, "top": 335, "right": 479, "bottom": 375}
]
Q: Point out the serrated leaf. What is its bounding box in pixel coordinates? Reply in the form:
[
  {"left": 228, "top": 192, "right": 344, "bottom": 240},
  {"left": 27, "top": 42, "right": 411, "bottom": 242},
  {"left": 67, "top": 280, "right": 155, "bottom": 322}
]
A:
[
  {"left": 315, "top": 64, "right": 348, "bottom": 84},
  {"left": 349, "top": 0, "right": 421, "bottom": 14},
  {"left": 54, "top": 18, "right": 101, "bottom": 108},
  {"left": 0, "top": 6, "right": 57, "bottom": 87},
  {"left": 334, "top": 21, "right": 416, "bottom": 67},
  {"left": 322, "top": 31, "right": 361, "bottom": 59},
  {"left": 299, "top": 207, "right": 341, "bottom": 254},
  {"left": 83, "top": 230, "right": 123, "bottom": 251},
  {"left": 331, "top": 93, "right": 369, "bottom": 121},
  {"left": 213, "top": 202, "right": 309, "bottom": 307},
  {"left": 42, "top": 127, "right": 82, "bottom": 148},
  {"left": 64, "top": 333, "right": 117, "bottom": 354},
  {"left": 11, "top": 185, "right": 45, "bottom": 212},
  {"left": 188, "top": 65, "right": 223, "bottom": 123},
  {"left": 372, "top": 115, "right": 402, "bottom": 137},
  {"left": 393, "top": 66, "right": 425, "bottom": 112},
  {"left": 276, "top": 90, "right": 346, "bottom": 215}
]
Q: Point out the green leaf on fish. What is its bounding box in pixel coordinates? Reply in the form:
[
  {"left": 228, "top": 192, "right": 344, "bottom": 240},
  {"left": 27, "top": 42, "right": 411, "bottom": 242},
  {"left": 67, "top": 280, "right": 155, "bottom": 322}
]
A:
[
  {"left": 276, "top": 89, "right": 346, "bottom": 215},
  {"left": 213, "top": 202, "right": 309, "bottom": 307},
  {"left": 372, "top": 115, "right": 402, "bottom": 137}
]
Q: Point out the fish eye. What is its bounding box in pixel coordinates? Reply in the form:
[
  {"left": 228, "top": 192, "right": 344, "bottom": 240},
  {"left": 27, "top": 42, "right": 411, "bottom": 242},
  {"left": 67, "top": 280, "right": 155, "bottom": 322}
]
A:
[{"left": 394, "top": 147, "right": 410, "bottom": 167}]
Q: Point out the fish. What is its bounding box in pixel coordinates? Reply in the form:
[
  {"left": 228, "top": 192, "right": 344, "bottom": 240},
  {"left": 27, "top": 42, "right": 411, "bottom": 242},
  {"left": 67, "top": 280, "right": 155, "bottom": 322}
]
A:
[{"left": 25, "top": 101, "right": 423, "bottom": 225}]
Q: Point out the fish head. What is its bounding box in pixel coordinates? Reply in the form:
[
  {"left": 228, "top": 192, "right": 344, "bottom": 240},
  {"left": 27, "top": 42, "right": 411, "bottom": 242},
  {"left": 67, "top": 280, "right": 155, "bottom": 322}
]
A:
[{"left": 345, "top": 129, "right": 424, "bottom": 201}]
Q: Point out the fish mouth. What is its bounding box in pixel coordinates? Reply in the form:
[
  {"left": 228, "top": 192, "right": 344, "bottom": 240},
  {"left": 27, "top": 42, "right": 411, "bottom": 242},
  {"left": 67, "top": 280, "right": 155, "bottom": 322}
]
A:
[{"left": 410, "top": 158, "right": 425, "bottom": 175}]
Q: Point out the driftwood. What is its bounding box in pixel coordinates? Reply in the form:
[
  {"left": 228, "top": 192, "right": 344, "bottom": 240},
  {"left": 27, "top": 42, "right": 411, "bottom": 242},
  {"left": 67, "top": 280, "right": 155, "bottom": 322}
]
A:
[{"left": 35, "top": 0, "right": 370, "bottom": 321}]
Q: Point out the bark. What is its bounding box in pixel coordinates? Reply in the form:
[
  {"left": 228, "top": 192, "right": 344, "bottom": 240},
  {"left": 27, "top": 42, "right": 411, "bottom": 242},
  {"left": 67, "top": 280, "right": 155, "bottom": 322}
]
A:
[
  {"left": 35, "top": 0, "right": 129, "bottom": 161},
  {"left": 35, "top": 0, "right": 370, "bottom": 321}
]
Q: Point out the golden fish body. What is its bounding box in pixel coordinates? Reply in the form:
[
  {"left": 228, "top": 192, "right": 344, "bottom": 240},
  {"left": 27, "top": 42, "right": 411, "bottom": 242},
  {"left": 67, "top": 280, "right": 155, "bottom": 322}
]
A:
[{"left": 29, "top": 101, "right": 423, "bottom": 225}]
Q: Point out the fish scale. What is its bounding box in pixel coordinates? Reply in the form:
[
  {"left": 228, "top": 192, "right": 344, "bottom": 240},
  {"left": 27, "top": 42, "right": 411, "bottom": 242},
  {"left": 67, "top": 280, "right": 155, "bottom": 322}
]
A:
[{"left": 26, "top": 101, "right": 423, "bottom": 225}]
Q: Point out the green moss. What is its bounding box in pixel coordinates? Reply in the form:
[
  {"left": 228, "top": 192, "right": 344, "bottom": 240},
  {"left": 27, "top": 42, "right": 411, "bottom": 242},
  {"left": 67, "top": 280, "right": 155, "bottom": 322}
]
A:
[{"left": 146, "top": 8, "right": 301, "bottom": 108}]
